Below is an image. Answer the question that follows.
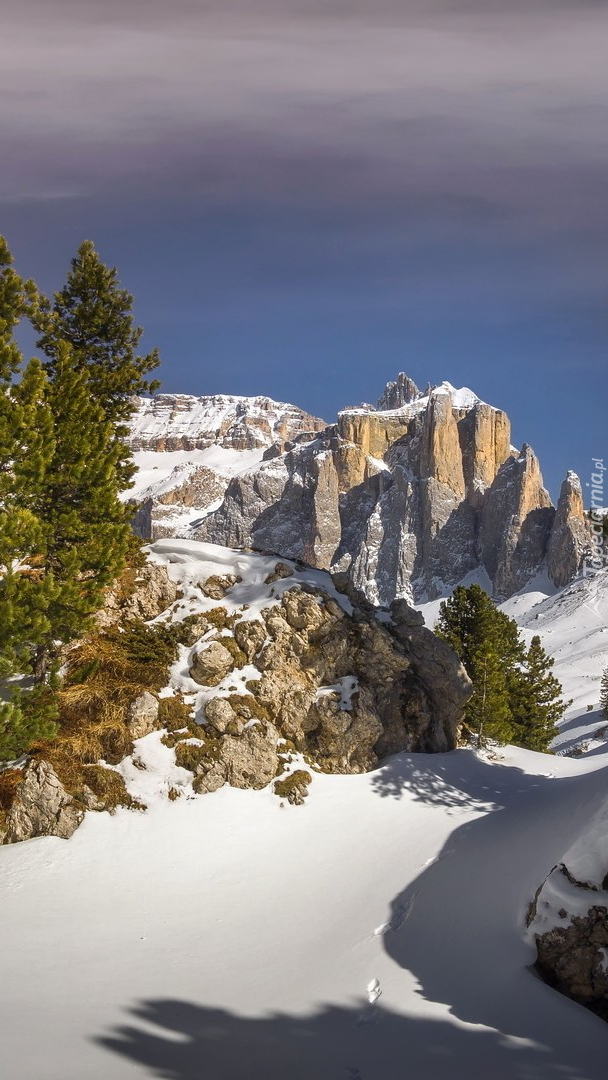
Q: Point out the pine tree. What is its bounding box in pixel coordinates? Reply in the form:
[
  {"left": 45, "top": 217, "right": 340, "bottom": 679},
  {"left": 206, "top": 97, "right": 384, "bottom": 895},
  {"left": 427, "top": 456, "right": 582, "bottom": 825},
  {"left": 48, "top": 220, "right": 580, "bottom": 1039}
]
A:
[
  {"left": 435, "top": 584, "right": 566, "bottom": 751},
  {"left": 0, "top": 238, "right": 158, "bottom": 759},
  {"left": 0, "top": 240, "right": 57, "bottom": 756},
  {"left": 29, "top": 341, "right": 132, "bottom": 680},
  {"left": 436, "top": 584, "right": 524, "bottom": 744},
  {"left": 511, "top": 636, "right": 566, "bottom": 752},
  {"left": 600, "top": 665, "right": 608, "bottom": 720},
  {"left": 34, "top": 239, "right": 160, "bottom": 488}
]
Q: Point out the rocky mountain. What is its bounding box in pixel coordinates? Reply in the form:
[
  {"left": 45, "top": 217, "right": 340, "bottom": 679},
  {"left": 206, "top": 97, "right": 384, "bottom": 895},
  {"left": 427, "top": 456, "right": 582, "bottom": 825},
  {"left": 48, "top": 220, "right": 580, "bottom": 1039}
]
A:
[
  {"left": 128, "top": 377, "right": 590, "bottom": 603},
  {"left": 0, "top": 540, "right": 472, "bottom": 843}
]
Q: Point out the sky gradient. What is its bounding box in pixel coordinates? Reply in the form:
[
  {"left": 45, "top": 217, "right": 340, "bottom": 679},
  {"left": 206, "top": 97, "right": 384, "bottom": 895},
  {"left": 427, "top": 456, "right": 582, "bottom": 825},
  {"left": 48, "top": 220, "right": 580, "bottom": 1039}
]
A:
[{"left": 2, "top": 0, "right": 607, "bottom": 498}]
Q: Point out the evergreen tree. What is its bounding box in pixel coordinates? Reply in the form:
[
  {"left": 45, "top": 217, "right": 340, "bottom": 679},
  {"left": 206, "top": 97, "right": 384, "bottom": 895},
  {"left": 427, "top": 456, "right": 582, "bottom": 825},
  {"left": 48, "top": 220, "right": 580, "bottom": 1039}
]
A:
[
  {"left": 601, "top": 665, "right": 608, "bottom": 720},
  {"left": 29, "top": 342, "right": 132, "bottom": 680},
  {"left": 436, "top": 584, "right": 524, "bottom": 744},
  {"left": 511, "top": 636, "right": 566, "bottom": 752},
  {"left": 0, "top": 237, "right": 159, "bottom": 759},
  {"left": 34, "top": 239, "right": 160, "bottom": 488},
  {"left": 0, "top": 240, "right": 57, "bottom": 756},
  {"left": 436, "top": 584, "right": 566, "bottom": 751}
]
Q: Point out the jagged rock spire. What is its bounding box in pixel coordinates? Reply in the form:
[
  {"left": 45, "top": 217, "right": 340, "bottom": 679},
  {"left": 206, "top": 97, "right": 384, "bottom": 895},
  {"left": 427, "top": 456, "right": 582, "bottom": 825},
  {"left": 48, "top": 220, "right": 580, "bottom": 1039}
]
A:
[
  {"left": 547, "top": 471, "right": 590, "bottom": 587},
  {"left": 376, "top": 373, "right": 420, "bottom": 411}
]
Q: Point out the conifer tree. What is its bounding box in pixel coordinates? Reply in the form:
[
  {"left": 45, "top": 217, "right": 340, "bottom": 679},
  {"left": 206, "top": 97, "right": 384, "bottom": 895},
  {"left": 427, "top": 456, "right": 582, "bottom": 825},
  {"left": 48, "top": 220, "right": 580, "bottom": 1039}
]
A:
[
  {"left": 601, "top": 665, "right": 608, "bottom": 720},
  {"left": 436, "top": 583, "right": 566, "bottom": 751},
  {"left": 0, "top": 241, "right": 57, "bottom": 756},
  {"left": 436, "top": 584, "right": 524, "bottom": 744},
  {"left": 512, "top": 636, "right": 566, "bottom": 752},
  {"left": 34, "top": 239, "right": 160, "bottom": 488},
  {"left": 29, "top": 342, "right": 132, "bottom": 681}
]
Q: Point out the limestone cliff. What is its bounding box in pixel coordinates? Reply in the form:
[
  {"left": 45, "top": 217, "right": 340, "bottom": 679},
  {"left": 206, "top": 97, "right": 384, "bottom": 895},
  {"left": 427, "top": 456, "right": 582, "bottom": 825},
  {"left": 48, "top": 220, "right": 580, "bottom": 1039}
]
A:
[
  {"left": 128, "top": 377, "right": 588, "bottom": 602},
  {"left": 547, "top": 472, "right": 591, "bottom": 589}
]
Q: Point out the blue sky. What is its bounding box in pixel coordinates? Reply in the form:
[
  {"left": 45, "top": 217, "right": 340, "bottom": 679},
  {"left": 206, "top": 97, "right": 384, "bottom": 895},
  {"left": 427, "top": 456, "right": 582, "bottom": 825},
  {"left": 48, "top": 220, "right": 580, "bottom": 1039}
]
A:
[{"left": 2, "top": 0, "right": 607, "bottom": 499}]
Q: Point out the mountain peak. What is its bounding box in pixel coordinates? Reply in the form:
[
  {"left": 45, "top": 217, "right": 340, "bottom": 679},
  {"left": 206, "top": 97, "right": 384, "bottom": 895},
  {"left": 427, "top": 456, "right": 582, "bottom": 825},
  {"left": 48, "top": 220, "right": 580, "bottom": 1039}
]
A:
[{"left": 376, "top": 373, "right": 420, "bottom": 411}]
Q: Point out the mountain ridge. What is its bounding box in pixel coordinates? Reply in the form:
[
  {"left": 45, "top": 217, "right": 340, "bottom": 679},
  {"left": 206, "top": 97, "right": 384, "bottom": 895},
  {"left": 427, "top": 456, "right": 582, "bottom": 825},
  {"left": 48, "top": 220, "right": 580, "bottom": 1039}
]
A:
[{"left": 127, "top": 374, "right": 591, "bottom": 603}]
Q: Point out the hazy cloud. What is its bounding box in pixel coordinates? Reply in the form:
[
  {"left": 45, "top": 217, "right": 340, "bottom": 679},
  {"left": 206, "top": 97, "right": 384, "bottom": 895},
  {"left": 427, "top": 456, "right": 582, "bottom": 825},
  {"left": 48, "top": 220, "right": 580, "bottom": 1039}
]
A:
[{"left": 1, "top": 0, "right": 607, "bottom": 203}]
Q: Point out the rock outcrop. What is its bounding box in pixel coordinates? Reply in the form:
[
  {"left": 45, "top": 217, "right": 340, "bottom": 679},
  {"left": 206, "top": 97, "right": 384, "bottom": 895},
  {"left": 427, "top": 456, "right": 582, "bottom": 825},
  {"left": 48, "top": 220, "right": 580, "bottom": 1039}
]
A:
[
  {"left": 535, "top": 906, "right": 608, "bottom": 1020},
  {"left": 98, "top": 561, "right": 179, "bottom": 627},
  {"left": 0, "top": 760, "right": 84, "bottom": 844},
  {"left": 0, "top": 540, "right": 473, "bottom": 843},
  {"left": 528, "top": 795, "right": 608, "bottom": 1022},
  {"left": 162, "top": 545, "right": 473, "bottom": 783},
  {"left": 547, "top": 472, "right": 591, "bottom": 589},
  {"left": 480, "top": 445, "right": 555, "bottom": 598}
]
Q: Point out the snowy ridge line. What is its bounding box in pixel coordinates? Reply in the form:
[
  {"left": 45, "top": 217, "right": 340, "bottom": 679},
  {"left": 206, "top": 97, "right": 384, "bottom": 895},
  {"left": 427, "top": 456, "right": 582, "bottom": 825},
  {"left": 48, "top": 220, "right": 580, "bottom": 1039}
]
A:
[
  {"left": 339, "top": 381, "right": 489, "bottom": 418},
  {"left": 127, "top": 391, "right": 326, "bottom": 444}
]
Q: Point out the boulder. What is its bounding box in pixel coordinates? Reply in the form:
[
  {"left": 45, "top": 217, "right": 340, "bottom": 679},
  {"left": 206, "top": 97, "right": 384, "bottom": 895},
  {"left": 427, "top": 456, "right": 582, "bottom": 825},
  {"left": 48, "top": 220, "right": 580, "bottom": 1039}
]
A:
[
  {"left": 233, "top": 618, "right": 267, "bottom": 662},
  {"left": 189, "top": 640, "right": 235, "bottom": 686},
  {"left": 194, "top": 722, "right": 280, "bottom": 794},
  {"left": 126, "top": 691, "right": 159, "bottom": 739},
  {"left": 1, "top": 760, "right": 84, "bottom": 844},
  {"left": 535, "top": 907, "right": 608, "bottom": 1017},
  {"left": 98, "top": 561, "right": 178, "bottom": 627}
]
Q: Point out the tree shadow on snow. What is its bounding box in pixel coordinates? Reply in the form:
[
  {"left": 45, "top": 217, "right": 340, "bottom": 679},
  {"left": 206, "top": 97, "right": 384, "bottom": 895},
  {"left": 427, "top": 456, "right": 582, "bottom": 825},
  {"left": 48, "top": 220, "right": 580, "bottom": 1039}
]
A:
[
  {"left": 369, "top": 748, "right": 544, "bottom": 810},
  {"left": 94, "top": 993, "right": 602, "bottom": 1080},
  {"left": 96, "top": 755, "right": 608, "bottom": 1080},
  {"left": 378, "top": 755, "right": 608, "bottom": 1077}
]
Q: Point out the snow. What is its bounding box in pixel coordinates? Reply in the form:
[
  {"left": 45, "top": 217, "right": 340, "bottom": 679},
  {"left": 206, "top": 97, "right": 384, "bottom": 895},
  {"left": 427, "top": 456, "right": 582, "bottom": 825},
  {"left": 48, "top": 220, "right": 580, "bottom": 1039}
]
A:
[
  {"left": 126, "top": 446, "right": 267, "bottom": 502},
  {"left": 510, "top": 569, "right": 608, "bottom": 756},
  {"left": 316, "top": 676, "right": 360, "bottom": 711},
  {"left": 2, "top": 542, "right": 608, "bottom": 1078},
  {"left": 148, "top": 537, "right": 354, "bottom": 621},
  {"left": 341, "top": 380, "right": 489, "bottom": 421},
  {"left": 129, "top": 393, "right": 321, "bottom": 446},
  {"left": 1, "top": 745, "right": 607, "bottom": 1079}
]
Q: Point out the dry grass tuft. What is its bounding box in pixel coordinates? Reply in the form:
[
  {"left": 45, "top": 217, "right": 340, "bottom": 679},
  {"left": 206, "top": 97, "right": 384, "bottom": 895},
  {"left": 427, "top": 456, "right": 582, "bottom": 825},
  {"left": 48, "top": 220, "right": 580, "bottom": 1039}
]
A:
[
  {"left": 82, "top": 764, "right": 144, "bottom": 812},
  {"left": 0, "top": 768, "right": 25, "bottom": 812},
  {"left": 158, "top": 694, "right": 194, "bottom": 732}
]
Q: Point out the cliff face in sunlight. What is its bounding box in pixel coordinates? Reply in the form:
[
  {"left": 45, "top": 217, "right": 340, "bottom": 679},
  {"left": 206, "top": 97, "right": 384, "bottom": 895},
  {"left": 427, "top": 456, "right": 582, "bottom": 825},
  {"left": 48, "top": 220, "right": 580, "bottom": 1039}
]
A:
[{"left": 129, "top": 375, "right": 590, "bottom": 603}]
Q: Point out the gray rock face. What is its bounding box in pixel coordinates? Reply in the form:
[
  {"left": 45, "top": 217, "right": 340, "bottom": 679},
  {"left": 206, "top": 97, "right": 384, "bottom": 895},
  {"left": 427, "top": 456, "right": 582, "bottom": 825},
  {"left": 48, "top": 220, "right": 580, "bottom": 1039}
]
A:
[
  {"left": 193, "top": 722, "right": 280, "bottom": 794},
  {"left": 193, "top": 583, "right": 472, "bottom": 777},
  {"left": 126, "top": 692, "right": 159, "bottom": 740},
  {"left": 376, "top": 373, "right": 420, "bottom": 411},
  {"left": 480, "top": 445, "right": 555, "bottom": 599},
  {"left": 0, "top": 760, "right": 84, "bottom": 844},
  {"left": 535, "top": 906, "right": 608, "bottom": 1018},
  {"left": 547, "top": 472, "right": 590, "bottom": 588},
  {"left": 189, "top": 641, "right": 235, "bottom": 686},
  {"left": 129, "top": 376, "right": 588, "bottom": 601}
]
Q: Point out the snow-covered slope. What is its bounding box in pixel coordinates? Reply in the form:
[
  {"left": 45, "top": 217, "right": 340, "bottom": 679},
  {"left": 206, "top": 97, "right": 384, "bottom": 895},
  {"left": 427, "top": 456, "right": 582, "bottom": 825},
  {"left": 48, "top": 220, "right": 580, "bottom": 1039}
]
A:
[
  {"left": 1, "top": 745, "right": 608, "bottom": 1080},
  {"left": 1, "top": 544, "right": 608, "bottom": 1078},
  {"left": 506, "top": 569, "right": 608, "bottom": 756}
]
